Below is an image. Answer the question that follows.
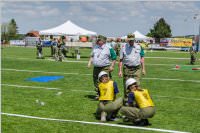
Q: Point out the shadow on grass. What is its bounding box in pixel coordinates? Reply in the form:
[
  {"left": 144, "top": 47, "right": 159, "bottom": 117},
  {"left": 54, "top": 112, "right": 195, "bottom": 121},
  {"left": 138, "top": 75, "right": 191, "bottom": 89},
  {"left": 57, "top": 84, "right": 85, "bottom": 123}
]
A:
[
  {"left": 84, "top": 94, "right": 98, "bottom": 101},
  {"left": 66, "top": 55, "right": 89, "bottom": 59}
]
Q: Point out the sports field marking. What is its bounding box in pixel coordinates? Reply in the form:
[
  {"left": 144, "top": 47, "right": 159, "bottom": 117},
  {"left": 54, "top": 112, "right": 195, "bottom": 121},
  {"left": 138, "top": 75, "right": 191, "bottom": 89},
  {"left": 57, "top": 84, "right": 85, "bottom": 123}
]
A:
[
  {"left": 72, "top": 89, "right": 200, "bottom": 101},
  {"left": 146, "top": 51, "right": 189, "bottom": 54},
  {"left": 143, "top": 77, "right": 200, "bottom": 83},
  {"left": 3, "top": 83, "right": 200, "bottom": 101},
  {"left": 2, "top": 68, "right": 79, "bottom": 75},
  {"left": 146, "top": 64, "right": 200, "bottom": 66},
  {"left": 152, "top": 95, "right": 200, "bottom": 101},
  {"left": 145, "top": 57, "right": 189, "bottom": 60},
  {"left": 2, "top": 112, "right": 190, "bottom": 133},
  {"left": 4, "top": 56, "right": 199, "bottom": 61},
  {"left": 3, "top": 68, "right": 200, "bottom": 83},
  {"left": 2, "top": 84, "right": 60, "bottom": 90},
  {"left": 3, "top": 56, "right": 200, "bottom": 67}
]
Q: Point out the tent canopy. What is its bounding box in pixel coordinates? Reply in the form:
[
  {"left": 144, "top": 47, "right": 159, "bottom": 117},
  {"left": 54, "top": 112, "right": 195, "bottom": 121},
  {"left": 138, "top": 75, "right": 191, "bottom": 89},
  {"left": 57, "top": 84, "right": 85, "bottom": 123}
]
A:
[
  {"left": 121, "top": 30, "right": 148, "bottom": 39},
  {"left": 39, "top": 20, "right": 97, "bottom": 35}
]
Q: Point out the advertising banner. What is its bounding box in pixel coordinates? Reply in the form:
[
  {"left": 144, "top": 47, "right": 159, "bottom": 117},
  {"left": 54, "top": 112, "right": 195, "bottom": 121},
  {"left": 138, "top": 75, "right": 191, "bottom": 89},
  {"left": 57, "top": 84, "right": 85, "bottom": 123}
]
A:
[
  {"left": 170, "top": 38, "right": 192, "bottom": 47},
  {"left": 160, "top": 38, "right": 192, "bottom": 47},
  {"left": 10, "top": 40, "right": 25, "bottom": 46}
]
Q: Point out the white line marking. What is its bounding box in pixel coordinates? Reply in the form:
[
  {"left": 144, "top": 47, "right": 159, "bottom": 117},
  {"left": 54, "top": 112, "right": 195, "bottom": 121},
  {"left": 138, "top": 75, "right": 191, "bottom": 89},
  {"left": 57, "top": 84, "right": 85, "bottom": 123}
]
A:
[
  {"left": 2, "top": 112, "right": 190, "bottom": 133},
  {"left": 145, "top": 57, "right": 189, "bottom": 60},
  {"left": 146, "top": 51, "right": 189, "bottom": 54},
  {"left": 3, "top": 83, "right": 200, "bottom": 101},
  {"left": 143, "top": 77, "right": 200, "bottom": 83},
  {"left": 3, "top": 68, "right": 200, "bottom": 83},
  {"left": 46, "top": 58, "right": 88, "bottom": 63},
  {"left": 2, "top": 68, "right": 79, "bottom": 75},
  {"left": 146, "top": 64, "right": 200, "bottom": 66},
  {"left": 153, "top": 95, "right": 200, "bottom": 101},
  {"left": 72, "top": 90, "right": 94, "bottom": 93},
  {"left": 4, "top": 56, "right": 200, "bottom": 62},
  {"left": 2, "top": 84, "right": 60, "bottom": 90}
]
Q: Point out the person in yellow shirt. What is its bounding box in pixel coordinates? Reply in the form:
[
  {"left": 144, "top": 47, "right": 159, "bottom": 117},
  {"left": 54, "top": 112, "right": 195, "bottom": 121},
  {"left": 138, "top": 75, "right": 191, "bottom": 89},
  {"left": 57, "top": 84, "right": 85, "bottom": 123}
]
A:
[
  {"left": 119, "top": 78, "right": 155, "bottom": 126},
  {"left": 96, "top": 71, "right": 123, "bottom": 122}
]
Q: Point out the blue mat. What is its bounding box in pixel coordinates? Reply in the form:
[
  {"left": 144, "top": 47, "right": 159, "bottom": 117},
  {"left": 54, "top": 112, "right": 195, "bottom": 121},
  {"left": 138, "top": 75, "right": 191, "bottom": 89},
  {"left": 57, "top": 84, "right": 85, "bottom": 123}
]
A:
[{"left": 26, "top": 76, "right": 64, "bottom": 82}]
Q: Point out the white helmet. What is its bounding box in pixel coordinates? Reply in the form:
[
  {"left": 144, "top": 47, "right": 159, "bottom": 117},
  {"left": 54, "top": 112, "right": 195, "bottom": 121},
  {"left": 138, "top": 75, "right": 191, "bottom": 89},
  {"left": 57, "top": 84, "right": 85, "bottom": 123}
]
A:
[
  {"left": 126, "top": 78, "right": 137, "bottom": 89},
  {"left": 98, "top": 71, "right": 108, "bottom": 80}
]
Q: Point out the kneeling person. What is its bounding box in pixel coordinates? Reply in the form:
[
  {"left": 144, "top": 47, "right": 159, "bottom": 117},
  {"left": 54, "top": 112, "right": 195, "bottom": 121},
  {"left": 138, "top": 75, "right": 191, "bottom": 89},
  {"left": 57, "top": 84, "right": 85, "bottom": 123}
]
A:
[
  {"left": 120, "top": 78, "right": 155, "bottom": 126},
  {"left": 96, "top": 71, "right": 123, "bottom": 122}
]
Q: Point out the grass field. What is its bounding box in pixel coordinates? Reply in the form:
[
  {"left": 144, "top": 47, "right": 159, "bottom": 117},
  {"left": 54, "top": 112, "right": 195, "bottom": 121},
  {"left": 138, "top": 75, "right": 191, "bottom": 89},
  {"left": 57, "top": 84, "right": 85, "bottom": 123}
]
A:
[{"left": 2, "top": 46, "right": 200, "bottom": 133}]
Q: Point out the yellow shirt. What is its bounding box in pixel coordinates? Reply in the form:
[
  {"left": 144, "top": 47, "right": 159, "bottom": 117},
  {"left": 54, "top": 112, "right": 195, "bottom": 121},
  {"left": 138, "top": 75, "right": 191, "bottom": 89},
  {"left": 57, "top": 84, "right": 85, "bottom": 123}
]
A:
[
  {"left": 98, "top": 80, "right": 114, "bottom": 101},
  {"left": 133, "top": 89, "right": 155, "bottom": 108}
]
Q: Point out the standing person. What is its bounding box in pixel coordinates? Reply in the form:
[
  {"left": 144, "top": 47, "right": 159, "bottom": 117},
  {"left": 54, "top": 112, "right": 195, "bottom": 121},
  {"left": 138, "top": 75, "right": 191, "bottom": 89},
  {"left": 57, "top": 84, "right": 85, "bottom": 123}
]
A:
[
  {"left": 120, "top": 78, "right": 155, "bottom": 126},
  {"left": 189, "top": 43, "right": 197, "bottom": 65},
  {"left": 115, "top": 38, "right": 122, "bottom": 57},
  {"left": 118, "top": 33, "right": 145, "bottom": 105},
  {"left": 51, "top": 38, "right": 58, "bottom": 58},
  {"left": 96, "top": 71, "right": 123, "bottom": 122},
  {"left": 57, "top": 38, "right": 64, "bottom": 62},
  {"left": 61, "top": 36, "right": 68, "bottom": 57},
  {"left": 88, "top": 35, "right": 117, "bottom": 99},
  {"left": 50, "top": 35, "right": 54, "bottom": 56},
  {"left": 36, "top": 37, "right": 44, "bottom": 59}
]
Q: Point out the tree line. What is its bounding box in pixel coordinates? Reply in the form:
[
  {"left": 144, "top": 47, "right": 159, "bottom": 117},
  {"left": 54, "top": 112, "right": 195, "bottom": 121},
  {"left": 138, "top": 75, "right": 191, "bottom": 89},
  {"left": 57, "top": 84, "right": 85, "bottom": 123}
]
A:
[{"left": 1, "top": 18, "right": 24, "bottom": 43}]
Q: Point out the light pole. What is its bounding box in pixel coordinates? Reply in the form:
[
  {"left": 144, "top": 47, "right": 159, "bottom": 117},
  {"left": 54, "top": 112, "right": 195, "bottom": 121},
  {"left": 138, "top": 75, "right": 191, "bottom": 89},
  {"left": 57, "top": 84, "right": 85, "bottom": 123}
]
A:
[
  {"left": 198, "top": 23, "right": 200, "bottom": 52},
  {"left": 193, "top": 14, "right": 200, "bottom": 52}
]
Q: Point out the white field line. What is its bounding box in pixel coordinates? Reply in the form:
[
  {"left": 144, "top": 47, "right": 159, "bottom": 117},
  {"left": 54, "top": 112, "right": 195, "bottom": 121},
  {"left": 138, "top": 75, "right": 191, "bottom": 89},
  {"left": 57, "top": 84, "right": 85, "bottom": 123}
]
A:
[
  {"left": 145, "top": 57, "right": 189, "bottom": 60},
  {"left": 146, "top": 64, "right": 200, "bottom": 66},
  {"left": 3, "top": 57, "right": 200, "bottom": 66},
  {"left": 146, "top": 51, "right": 189, "bottom": 54},
  {"left": 46, "top": 58, "right": 88, "bottom": 63},
  {"left": 143, "top": 78, "right": 200, "bottom": 83},
  {"left": 2, "top": 83, "right": 200, "bottom": 101},
  {"left": 1, "top": 84, "right": 60, "bottom": 90},
  {"left": 2, "top": 68, "right": 200, "bottom": 83},
  {"left": 152, "top": 95, "right": 200, "bottom": 101},
  {"left": 4, "top": 56, "right": 200, "bottom": 61},
  {"left": 2, "top": 68, "right": 79, "bottom": 75},
  {"left": 2, "top": 113, "right": 190, "bottom": 133},
  {"left": 72, "top": 89, "right": 200, "bottom": 101}
]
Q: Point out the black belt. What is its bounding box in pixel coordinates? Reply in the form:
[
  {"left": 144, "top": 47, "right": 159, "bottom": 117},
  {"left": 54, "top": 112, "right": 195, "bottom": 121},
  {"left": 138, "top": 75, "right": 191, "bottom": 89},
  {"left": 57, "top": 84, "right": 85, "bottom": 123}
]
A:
[
  {"left": 124, "top": 64, "right": 140, "bottom": 68},
  {"left": 94, "top": 65, "right": 109, "bottom": 68}
]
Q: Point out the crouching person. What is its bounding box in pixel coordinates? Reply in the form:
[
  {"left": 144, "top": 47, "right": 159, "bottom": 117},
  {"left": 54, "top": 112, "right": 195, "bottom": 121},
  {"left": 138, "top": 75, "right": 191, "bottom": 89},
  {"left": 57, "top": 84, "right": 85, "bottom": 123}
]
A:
[
  {"left": 120, "top": 78, "right": 155, "bottom": 126},
  {"left": 96, "top": 71, "right": 123, "bottom": 122}
]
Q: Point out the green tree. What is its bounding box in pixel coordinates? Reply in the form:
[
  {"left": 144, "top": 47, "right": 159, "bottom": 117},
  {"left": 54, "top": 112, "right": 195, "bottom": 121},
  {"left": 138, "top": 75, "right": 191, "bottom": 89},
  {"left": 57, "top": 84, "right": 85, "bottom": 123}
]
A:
[
  {"left": 1, "top": 23, "right": 8, "bottom": 42},
  {"left": 8, "top": 18, "right": 18, "bottom": 40},
  {"left": 147, "top": 18, "right": 172, "bottom": 41}
]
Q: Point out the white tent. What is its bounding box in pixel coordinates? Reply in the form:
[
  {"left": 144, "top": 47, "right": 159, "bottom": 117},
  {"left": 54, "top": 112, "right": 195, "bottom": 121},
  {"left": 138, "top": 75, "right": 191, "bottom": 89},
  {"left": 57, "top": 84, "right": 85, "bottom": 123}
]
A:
[
  {"left": 133, "top": 31, "right": 148, "bottom": 39},
  {"left": 39, "top": 20, "right": 97, "bottom": 35},
  {"left": 121, "top": 30, "right": 148, "bottom": 39}
]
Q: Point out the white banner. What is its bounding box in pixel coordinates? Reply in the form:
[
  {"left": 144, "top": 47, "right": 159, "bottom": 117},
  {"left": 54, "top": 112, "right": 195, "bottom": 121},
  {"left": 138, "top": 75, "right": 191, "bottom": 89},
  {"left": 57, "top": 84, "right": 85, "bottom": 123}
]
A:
[{"left": 10, "top": 40, "right": 25, "bottom": 46}]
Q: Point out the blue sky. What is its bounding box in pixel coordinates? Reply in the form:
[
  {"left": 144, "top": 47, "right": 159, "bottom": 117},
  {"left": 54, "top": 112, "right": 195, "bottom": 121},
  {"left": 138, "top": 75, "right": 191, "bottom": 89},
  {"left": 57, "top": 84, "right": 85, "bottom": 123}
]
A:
[{"left": 2, "top": 1, "right": 200, "bottom": 37}]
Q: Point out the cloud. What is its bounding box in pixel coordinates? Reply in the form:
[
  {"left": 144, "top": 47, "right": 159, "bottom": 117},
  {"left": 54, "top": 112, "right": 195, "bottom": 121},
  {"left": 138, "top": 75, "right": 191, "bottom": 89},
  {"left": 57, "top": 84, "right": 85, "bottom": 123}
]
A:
[
  {"left": 1, "top": 1, "right": 200, "bottom": 36},
  {"left": 2, "top": 2, "right": 60, "bottom": 18},
  {"left": 144, "top": 1, "right": 198, "bottom": 13}
]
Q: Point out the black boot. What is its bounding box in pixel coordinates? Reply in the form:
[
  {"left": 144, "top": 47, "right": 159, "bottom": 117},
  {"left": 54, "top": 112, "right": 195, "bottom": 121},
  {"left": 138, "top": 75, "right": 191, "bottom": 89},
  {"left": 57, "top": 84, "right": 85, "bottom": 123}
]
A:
[{"left": 134, "top": 119, "right": 151, "bottom": 126}]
